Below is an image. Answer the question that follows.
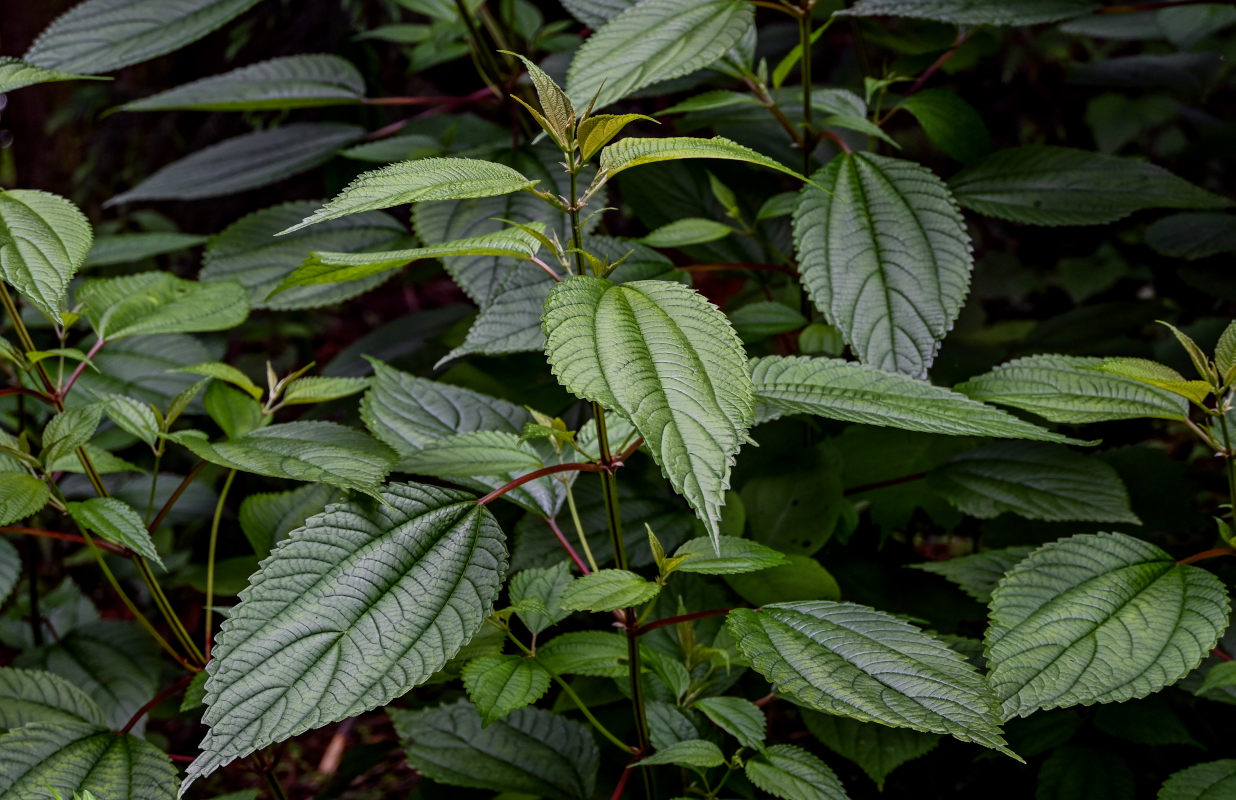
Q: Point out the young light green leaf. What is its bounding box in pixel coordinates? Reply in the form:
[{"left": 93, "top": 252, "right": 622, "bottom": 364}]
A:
[
  {"left": 502, "top": 52, "right": 575, "bottom": 146},
  {"left": 461, "top": 654, "right": 553, "bottom": 726},
  {"left": 695, "top": 696, "right": 766, "bottom": 750},
  {"left": 1158, "top": 760, "right": 1236, "bottom": 800},
  {"left": 802, "top": 711, "right": 938, "bottom": 791},
  {"left": 745, "top": 744, "right": 848, "bottom": 800},
  {"left": 203, "top": 381, "right": 262, "bottom": 439},
  {"left": 911, "top": 547, "right": 1035, "bottom": 604},
  {"left": 560, "top": 569, "right": 660, "bottom": 612},
  {"left": 392, "top": 700, "right": 598, "bottom": 800},
  {"left": 728, "top": 601, "right": 1014, "bottom": 755},
  {"left": 0, "top": 190, "right": 92, "bottom": 321},
  {"left": 599, "top": 136, "right": 804, "bottom": 183},
  {"left": 0, "top": 722, "right": 178, "bottom": 800},
  {"left": 1145, "top": 212, "right": 1236, "bottom": 261},
  {"left": 566, "top": 0, "right": 754, "bottom": 110},
  {"left": 118, "top": 55, "right": 366, "bottom": 112},
  {"left": 896, "top": 89, "right": 993, "bottom": 164},
  {"left": 639, "top": 218, "right": 733, "bottom": 248},
  {"left": 401, "top": 430, "right": 546, "bottom": 478},
  {"left": 954, "top": 354, "right": 1191, "bottom": 422},
  {"left": 24, "top": 0, "right": 262, "bottom": 73},
  {"left": 839, "top": 0, "right": 1099, "bottom": 26},
  {"left": 543, "top": 276, "right": 754, "bottom": 546},
  {"left": 794, "top": 152, "right": 971, "bottom": 377},
  {"left": 0, "top": 473, "right": 52, "bottom": 527},
  {"left": 638, "top": 739, "right": 725, "bottom": 769},
  {"left": 41, "top": 406, "right": 102, "bottom": 469},
  {"left": 281, "top": 157, "right": 537, "bottom": 234},
  {"left": 278, "top": 376, "right": 369, "bottom": 406},
  {"left": 537, "top": 631, "right": 632, "bottom": 678},
  {"left": 185, "top": 484, "right": 508, "bottom": 787},
  {"left": 509, "top": 562, "right": 574, "bottom": 635},
  {"left": 173, "top": 362, "right": 263, "bottom": 400},
  {"left": 84, "top": 232, "right": 208, "bottom": 268},
  {"left": 672, "top": 536, "right": 787, "bottom": 575},
  {"left": 948, "top": 146, "right": 1232, "bottom": 226},
  {"left": 1090, "top": 357, "right": 1211, "bottom": 405},
  {"left": 578, "top": 114, "right": 657, "bottom": 161},
  {"left": 986, "top": 531, "right": 1230, "bottom": 719},
  {"left": 77, "top": 272, "right": 248, "bottom": 340},
  {"left": 66, "top": 498, "right": 164, "bottom": 568},
  {"left": 0, "top": 667, "right": 108, "bottom": 729},
  {"left": 0, "top": 57, "right": 105, "bottom": 93}
]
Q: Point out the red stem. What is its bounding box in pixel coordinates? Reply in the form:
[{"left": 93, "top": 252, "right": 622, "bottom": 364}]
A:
[
  {"left": 610, "top": 763, "right": 635, "bottom": 800},
  {"left": 59, "top": 337, "right": 105, "bottom": 400},
  {"left": 753, "top": 692, "right": 777, "bottom": 707},
  {"left": 1178, "top": 548, "right": 1236, "bottom": 566},
  {"left": 0, "top": 386, "right": 54, "bottom": 404},
  {"left": 148, "top": 460, "right": 207, "bottom": 532},
  {"left": 545, "top": 516, "right": 591, "bottom": 575},
  {"left": 1212, "top": 648, "right": 1234, "bottom": 662},
  {"left": 817, "top": 128, "right": 852, "bottom": 155},
  {"left": 0, "top": 526, "right": 128, "bottom": 555},
  {"left": 680, "top": 263, "right": 797, "bottom": 276},
  {"left": 477, "top": 462, "right": 607, "bottom": 506},
  {"left": 362, "top": 87, "right": 493, "bottom": 107},
  {"left": 119, "top": 673, "right": 195, "bottom": 734},
  {"left": 635, "top": 608, "right": 731, "bottom": 635},
  {"left": 616, "top": 437, "right": 644, "bottom": 464}
]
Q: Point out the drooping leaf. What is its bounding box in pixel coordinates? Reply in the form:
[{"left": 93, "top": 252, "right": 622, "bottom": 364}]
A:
[
  {"left": 638, "top": 739, "right": 725, "bottom": 769},
  {"left": 83, "top": 232, "right": 208, "bottom": 268},
  {"left": 695, "top": 696, "right": 766, "bottom": 750},
  {"left": 1145, "top": 212, "right": 1236, "bottom": 260},
  {"left": 896, "top": 89, "right": 993, "bottom": 164},
  {"left": 948, "top": 146, "right": 1232, "bottom": 226},
  {"left": 728, "top": 601, "right": 1013, "bottom": 754},
  {"left": 0, "top": 57, "right": 104, "bottom": 93},
  {"left": 672, "top": 536, "right": 788, "bottom": 575},
  {"left": 461, "top": 654, "right": 553, "bottom": 726},
  {"left": 744, "top": 744, "right": 849, "bottom": 800},
  {"left": 599, "top": 136, "right": 803, "bottom": 182},
  {"left": 986, "top": 531, "right": 1230, "bottom": 719},
  {"left": 802, "top": 710, "right": 938, "bottom": 791},
  {"left": 174, "top": 362, "right": 263, "bottom": 400},
  {"left": 840, "top": 0, "right": 1099, "bottom": 25},
  {"left": 509, "top": 562, "right": 573, "bottom": 635},
  {"left": 793, "top": 152, "right": 971, "bottom": 377},
  {"left": 77, "top": 272, "right": 248, "bottom": 340},
  {"left": 1195, "top": 661, "right": 1236, "bottom": 696},
  {"left": 954, "top": 354, "right": 1191, "bottom": 423},
  {"left": 66, "top": 498, "right": 164, "bottom": 568},
  {"left": 0, "top": 190, "right": 92, "bottom": 321},
  {"left": 566, "top": 0, "right": 753, "bottom": 110},
  {"left": 0, "top": 474, "right": 52, "bottom": 527},
  {"left": 0, "top": 721, "right": 178, "bottom": 800},
  {"left": 0, "top": 667, "right": 107, "bottom": 729},
  {"left": 1158, "top": 760, "right": 1236, "bottom": 800},
  {"left": 392, "top": 700, "right": 598, "bottom": 800},
  {"left": 99, "top": 393, "right": 160, "bottom": 448},
  {"left": 185, "top": 483, "right": 508, "bottom": 785},
  {"left": 108, "top": 123, "right": 364, "bottom": 205},
  {"left": 118, "top": 55, "right": 365, "bottom": 112},
  {"left": 911, "top": 547, "right": 1035, "bottom": 604},
  {"left": 543, "top": 276, "right": 754, "bottom": 545},
  {"left": 560, "top": 569, "right": 661, "bottom": 612}
]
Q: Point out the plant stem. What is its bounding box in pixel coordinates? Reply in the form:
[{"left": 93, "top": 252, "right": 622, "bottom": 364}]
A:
[
  {"left": 635, "top": 608, "right": 731, "bottom": 635},
  {"left": 844, "top": 471, "right": 927, "bottom": 496},
  {"left": 906, "top": 29, "right": 970, "bottom": 97},
  {"left": 138, "top": 555, "right": 206, "bottom": 667},
  {"left": 205, "top": 469, "right": 237, "bottom": 659},
  {"left": 59, "top": 336, "right": 104, "bottom": 400},
  {"left": 611, "top": 763, "right": 636, "bottom": 800},
  {"left": 1217, "top": 409, "right": 1236, "bottom": 514},
  {"left": 477, "top": 461, "right": 607, "bottom": 506},
  {"left": 545, "top": 515, "right": 592, "bottom": 575},
  {"left": 565, "top": 482, "right": 600, "bottom": 572},
  {"left": 148, "top": 460, "right": 207, "bottom": 532},
  {"left": 23, "top": 537, "right": 42, "bottom": 646},
  {"left": 0, "top": 386, "right": 53, "bottom": 403},
  {"left": 120, "top": 673, "right": 195, "bottom": 734},
  {"left": 569, "top": 166, "right": 585, "bottom": 276},
  {"left": 1178, "top": 547, "right": 1236, "bottom": 566},
  {"left": 798, "top": 0, "right": 815, "bottom": 176},
  {"left": 0, "top": 526, "right": 128, "bottom": 555},
  {"left": 258, "top": 752, "right": 290, "bottom": 800}
]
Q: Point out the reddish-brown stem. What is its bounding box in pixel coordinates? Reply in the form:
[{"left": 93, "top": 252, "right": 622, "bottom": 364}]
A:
[
  {"left": 167, "top": 754, "right": 195, "bottom": 764},
  {"left": 0, "top": 526, "right": 128, "bottom": 556},
  {"left": 529, "top": 255, "right": 563, "bottom": 283},
  {"left": 741, "top": 76, "right": 804, "bottom": 148},
  {"left": 1212, "top": 648, "right": 1234, "bottom": 663},
  {"left": 120, "top": 673, "right": 195, "bottom": 734},
  {"left": 477, "top": 462, "right": 607, "bottom": 506},
  {"left": 59, "top": 337, "right": 105, "bottom": 401},
  {"left": 681, "top": 263, "right": 798, "bottom": 276},
  {"left": 844, "top": 472, "right": 927, "bottom": 496},
  {"left": 1178, "top": 548, "right": 1236, "bottom": 566},
  {"left": 906, "top": 30, "right": 970, "bottom": 96},
  {"left": 363, "top": 118, "right": 410, "bottom": 141},
  {"left": 148, "top": 460, "right": 207, "bottom": 532},
  {"left": 545, "top": 516, "right": 591, "bottom": 575},
  {"left": 0, "top": 386, "right": 53, "bottom": 404},
  {"left": 753, "top": 692, "right": 777, "bottom": 707},
  {"left": 616, "top": 437, "right": 645, "bottom": 464},
  {"left": 610, "top": 762, "right": 636, "bottom": 800},
  {"left": 635, "top": 608, "right": 731, "bottom": 635},
  {"left": 817, "top": 128, "right": 852, "bottom": 154}
]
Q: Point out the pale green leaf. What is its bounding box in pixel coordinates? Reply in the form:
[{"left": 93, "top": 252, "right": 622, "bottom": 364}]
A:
[
  {"left": 599, "top": 136, "right": 803, "bottom": 182},
  {"left": 237, "top": 484, "right": 337, "bottom": 559},
  {"left": 401, "top": 430, "right": 546, "bottom": 478},
  {"left": 0, "top": 722, "right": 178, "bottom": 800},
  {"left": 509, "top": 562, "right": 573, "bottom": 635},
  {"left": 0, "top": 190, "right": 92, "bottom": 321},
  {"left": 744, "top": 744, "right": 848, "bottom": 800},
  {"left": 638, "top": 739, "right": 725, "bottom": 769},
  {"left": 24, "top": 0, "right": 262, "bottom": 73},
  {"left": 0, "top": 538, "right": 18, "bottom": 606},
  {"left": 561, "top": 0, "right": 636, "bottom": 27},
  {"left": 100, "top": 394, "right": 160, "bottom": 448},
  {"left": 280, "top": 157, "right": 537, "bottom": 234},
  {"left": 41, "top": 406, "right": 102, "bottom": 469},
  {"left": 803, "top": 710, "right": 938, "bottom": 791},
  {"left": 840, "top": 0, "right": 1099, "bottom": 25},
  {"left": 954, "top": 354, "right": 1191, "bottom": 423},
  {"left": 66, "top": 498, "right": 163, "bottom": 568},
  {"left": 502, "top": 52, "right": 574, "bottom": 145},
  {"left": 119, "top": 55, "right": 365, "bottom": 112},
  {"left": 168, "top": 421, "right": 395, "bottom": 496},
  {"left": 578, "top": 114, "right": 657, "bottom": 161},
  {"left": 986, "top": 531, "right": 1230, "bottom": 719},
  {"left": 566, "top": 0, "right": 754, "bottom": 110},
  {"left": 0, "top": 474, "right": 52, "bottom": 527},
  {"left": 1158, "top": 760, "right": 1236, "bottom": 800},
  {"left": 639, "top": 218, "right": 733, "bottom": 248},
  {"left": 1145, "top": 213, "right": 1236, "bottom": 261},
  {"left": 543, "top": 276, "right": 754, "bottom": 545},
  {"left": 948, "top": 146, "right": 1232, "bottom": 226},
  {"left": 279, "top": 376, "right": 369, "bottom": 406},
  {"left": 77, "top": 272, "right": 248, "bottom": 340},
  {"left": 896, "top": 89, "right": 992, "bottom": 164},
  {"left": 185, "top": 483, "right": 508, "bottom": 785},
  {"left": 462, "top": 654, "right": 553, "bottom": 726},
  {"left": 84, "top": 232, "right": 209, "bottom": 267},
  {"left": 695, "top": 696, "right": 765, "bottom": 750},
  {"left": 672, "top": 536, "right": 787, "bottom": 575},
  {"left": 0, "top": 57, "right": 104, "bottom": 93},
  {"left": 173, "top": 362, "right": 263, "bottom": 399},
  {"left": 560, "top": 569, "right": 660, "bottom": 612},
  {"left": 794, "top": 152, "right": 971, "bottom": 377},
  {"left": 204, "top": 380, "right": 263, "bottom": 437},
  {"left": 392, "top": 700, "right": 598, "bottom": 800},
  {"left": 0, "top": 667, "right": 107, "bottom": 729},
  {"left": 911, "top": 547, "right": 1035, "bottom": 604},
  {"left": 537, "top": 631, "right": 631, "bottom": 678},
  {"left": 728, "top": 601, "right": 1013, "bottom": 754},
  {"left": 1091, "top": 357, "right": 1211, "bottom": 405}
]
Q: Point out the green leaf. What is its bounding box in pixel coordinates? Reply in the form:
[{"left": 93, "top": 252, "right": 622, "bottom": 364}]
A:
[
  {"left": 537, "top": 631, "right": 631, "bottom": 678},
  {"left": 393, "top": 700, "right": 598, "bottom": 799},
  {"left": 927, "top": 442, "right": 1139, "bottom": 524},
  {"left": 0, "top": 668, "right": 108, "bottom": 729},
  {"left": 0, "top": 722, "right": 178, "bottom": 800},
  {"left": 694, "top": 697, "right": 765, "bottom": 750},
  {"left": 0, "top": 190, "right": 92, "bottom": 321},
  {"left": 639, "top": 218, "right": 733, "bottom": 248},
  {"left": 560, "top": 569, "right": 660, "bottom": 612},
  {"left": 280, "top": 157, "right": 538, "bottom": 234},
  {"left": 66, "top": 498, "right": 164, "bottom": 568},
  {"left": 1195, "top": 660, "right": 1236, "bottom": 696},
  {"left": 0, "top": 538, "right": 19, "bottom": 606},
  {"left": 401, "top": 430, "right": 545, "bottom": 477},
  {"left": 948, "top": 146, "right": 1232, "bottom": 226},
  {"left": 986, "top": 531, "right": 1230, "bottom": 719},
  {"left": 1145, "top": 212, "right": 1236, "bottom": 260},
  {"left": 1158, "top": 760, "right": 1236, "bottom": 800},
  {"left": 237, "top": 484, "right": 338, "bottom": 559},
  {"left": 462, "top": 654, "right": 553, "bottom": 726},
  {"left": 672, "top": 536, "right": 788, "bottom": 575},
  {"left": 100, "top": 394, "right": 160, "bottom": 448},
  {"left": 279, "top": 376, "right": 369, "bottom": 406},
  {"left": 744, "top": 744, "right": 849, "bottom": 800},
  {"left": 72, "top": 335, "right": 212, "bottom": 411},
  {"left": 896, "top": 89, "right": 992, "bottom": 164},
  {"left": 566, "top": 0, "right": 754, "bottom": 110},
  {"left": 954, "top": 354, "right": 1192, "bottom": 423},
  {"left": 561, "top": 0, "right": 636, "bottom": 27},
  {"left": 725, "top": 555, "right": 841, "bottom": 606},
  {"left": 83, "top": 232, "right": 209, "bottom": 267},
  {"left": 599, "top": 136, "right": 803, "bottom": 183},
  {"left": 578, "top": 114, "right": 657, "bottom": 161},
  {"left": 729, "top": 302, "right": 807, "bottom": 343},
  {"left": 839, "top": 0, "right": 1099, "bottom": 25},
  {"left": 502, "top": 52, "right": 575, "bottom": 147},
  {"left": 0, "top": 474, "right": 52, "bottom": 527},
  {"left": 41, "top": 406, "right": 101, "bottom": 469},
  {"left": 118, "top": 55, "right": 365, "bottom": 112},
  {"left": 109, "top": 123, "right": 364, "bottom": 206},
  {"left": 911, "top": 547, "right": 1035, "bottom": 604},
  {"left": 803, "top": 711, "right": 938, "bottom": 791},
  {"left": 77, "top": 272, "right": 248, "bottom": 340},
  {"left": 1090, "top": 357, "right": 1212, "bottom": 405},
  {"left": 509, "top": 562, "right": 573, "bottom": 635},
  {"left": 168, "top": 422, "right": 395, "bottom": 496},
  {"left": 24, "top": 0, "right": 261, "bottom": 73},
  {"left": 0, "top": 57, "right": 104, "bottom": 93},
  {"left": 185, "top": 483, "right": 508, "bottom": 785},
  {"left": 174, "top": 362, "right": 263, "bottom": 400},
  {"left": 728, "top": 601, "right": 1013, "bottom": 754},
  {"left": 794, "top": 152, "right": 971, "bottom": 377},
  {"left": 543, "top": 276, "right": 754, "bottom": 545},
  {"left": 638, "top": 739, "right": 725, "bottom": 769},
  {"left": 750, "top": 356, "right": 1087, "bottom": 443},
  {"left": 1037, "top": 747, "right": 1134, "bottom": 800}
]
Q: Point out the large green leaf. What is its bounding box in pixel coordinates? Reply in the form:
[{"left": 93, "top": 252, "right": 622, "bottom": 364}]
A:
[
  {"left": 0, "top": 722, "right": 178, "bottom": 800},
  {"left": 77, "top": 272, "right": 248, "bottom": 340},
  {"left": 392, "top": 700, "right": 598, "bottom": 800},
  {"left": 793, "top": 152, "right": 971, "bottom": 377},
  {"left": 0, "top": 190, "right": 92, "bottom": 321},
  {"left": 1158, "top": 760, "right": 1236, "bottom": 800},
  {"left": 185, "top": 483, "right": 507, "bottom": 785},
  {"left": 66, "top": 498, "right": 164, "bottom": 568},
  {"left": 599, "top": 136, "right": 802, "bottom": 182},
  {"left": 23, "top": 0, "right": 261, "bottom": 73},
  {"left": 802, "top": 711, "right": 938, "bottom": 791},
  {"left": 119, "top": 55, "right": 365, "bottom": 112},
  {"left": 168, "top": 421, "right": 395, "bottom": 496},
  {"left": 0, "top": 667, "right": 107, "bottom": 729},
  {"left": 839, "top": 0, "right": 1098, "bottom": 25},
  {"left": 948, "top": 146, "right": 1232, "bottom": 226},
  {"left": 201, "top": 202, "right": 409, "bottom": 310},
  {"left": 281, "top": 157, "right": 537, "bottom": 233},
  {"left": 745, "top": 744, "right": 849, "bottom": 800},
  {"left": 461, "top": 654, "right": 553, "bottom": 726},
  {"left": 543, "top": 276, "right": 754, "bottom": 545},
  {"left": 0, "top": 57, "right": 103, "bottom": 93},
  {"left": 727, "top": 601, "right": 1013, "bottom": 754},
  {"left": 911, "top": 546, "right": 1035, "bottom": 604},
  {"left": 560, "top": 569, "right": 660, "bottom": 612},
  {"left": 750, "top": 356, "right": 1086, "bottom": 443},
  {"left": 0, "top": 474, "right": 52, "bottom": 527},
  {"left": 927, "top": 442, "right": 1138, "bottom": 523},
  {"left": 954, "top": 354, "right": 1191, "bottom": 423},
  {"left": 107, "top": 123, "right": 364, "bottom": 205},
  {"left": 985, "top": 532, "right": 1230, "bottom": 719},
  {"left": 401, "top": 430, "right": 545, "bottom": 477},
  {"left": 566, "top": 0, "right": 753, "bottom": 109}
]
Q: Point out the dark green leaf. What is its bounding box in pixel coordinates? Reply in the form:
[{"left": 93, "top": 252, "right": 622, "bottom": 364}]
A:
[
  {"left": 119, "top": 55, "right": 365, "bottom": 112},
  {"left": 0, "top": 190, "right": 92, "bottom": 321},
  {"left": 77, "top": 272, "right": 248, "bottom": 340},
  {"left": 840, "top": 0, "right": 1099, "bottom": 26},
  {"left": 803, "top": 710, "right": 938, "bottom": 790},
  {"left": 0, "top": 667, "right": 107, "bottom": 729},
  {"left": 461, "top": 654, "right": 553, "bottom": 726},
  {"left": 0, "top": 722, "right": 178, "bottom": 800},
  {"left": 744, "top": 744, "right": 848, "bottom": 800},
  {"left": 912, "top": 547, "right": 1035, "bottom": 604}
]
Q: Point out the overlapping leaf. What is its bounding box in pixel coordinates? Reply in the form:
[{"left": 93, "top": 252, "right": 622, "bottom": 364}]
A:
[
  {"left": 745, "top": 744, "right": 849, "bottom": 800},
  {"left": 0, "top": 475, "right": 52, "bottom": 527},
  {"left": 66, "top": 498, "right": 164, "bottom": 567},
  {"left": 839, "top": 0, "right": 1099, "bottom": 25},
  {"left": 599, "top": 136, "right": 803, "bottom": 182},
  {"left": 912, "top": 547, "right": 1035, "bottom": 604},
  {"left": 77, "top": 272, "right": 248, "bottom": 340},
  {"left": 0, "top": 190, "right": 92, "bottom": 322},
  {"left": 119, "top": 55, "right": 365, "bottom": 112},
  {"left": 0, "top": 722, "right": 178, "bottom": 800},
  {"left": 0, "top": 667, "right": 107, "bottom": 729},
  {"left": 461, "top": 655, "right": 553, "bottom": 726},
  {"left": 0, "top": 57, "right": 103, "bottom": 93},
  {"left": 803, "top": 711, "right": 938, "bottom": 790}
]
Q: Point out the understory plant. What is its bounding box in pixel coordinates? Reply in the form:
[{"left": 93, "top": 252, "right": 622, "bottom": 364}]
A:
[{"left": 2, "top": 0, "right": 1236, "bottom": 799}]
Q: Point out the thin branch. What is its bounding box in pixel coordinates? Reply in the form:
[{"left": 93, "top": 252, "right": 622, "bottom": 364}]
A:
[
  {"left": 1178, "top": 547, "right": 1236, "bottom": 566},
  {"left": 617, "top": 437, "right": 645, "bottom": 464},
  {"left": 545, "top": 516, "right": 591, "bottom": 575},
  {"left": 477, "top": 461, "right": 607, "bottom": 506},
  {"left": 529, "top": 255, "right": 564, "bottom": 282},
  {"left": 905, "top": 30, "right": 970, "bottom": 97},
  {"left": 680, "top": 263, "right": 798, "bottom": 276},
  {"left": 148, "top": 460, "right": 207, "bottom": 532},
  {"left": 753, "top": 692, "right": 777, "bottom": 707},
  {"left": 58, "top": 337, "right": 105, "bottom": 400},
  {"left": 817, "top": 128, "right": 852, "bottom": 155},
  {"left": 611, "top": 762, "right": 636, "bottom": 800},
  {"left": 0, "top": 526, "right": 128, "bottom": 555},
  {"left": 0, "top": 386, "right": 53, "bottom": 404},
  {"left": 636, "top": 608, "right": 731, "bottom": 636},
  {"left": 845, "top": 472, "right": 927, "bottom": 496},
  {"left": 120, "top": 673, "right": 195, "bottom": 734},
  {"left": 1212, "top": 648, "right": 1234, "bottom": 663}
]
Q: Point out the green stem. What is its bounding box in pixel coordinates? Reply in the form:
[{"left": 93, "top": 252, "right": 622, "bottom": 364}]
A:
[
  {"left": 565, "top": 482, "right": 600, "bottom": 572},
  {"left": 145, "top": 453, "right": 162, "bottom": 523},
  {"left": 798, "top": 1, "right": 815, "bottom": 176},
  {"left": 569, "top": 166, "right": 585, "bottom": 276},
  {"left": 138, "top": 556, "right": 206, "bottom": 666},
  {"left": 1218, "top": 410, "right": 1236, "bottom": 516},
  {"left": 205, "top": 469, "right": 237, "bottom": 659}
]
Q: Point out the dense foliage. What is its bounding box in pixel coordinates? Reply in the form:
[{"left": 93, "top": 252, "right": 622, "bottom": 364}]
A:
[{"left": 2, "top": 1, "right": 1236, "bottom": 799}]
